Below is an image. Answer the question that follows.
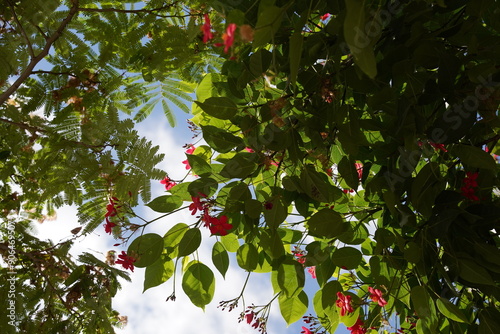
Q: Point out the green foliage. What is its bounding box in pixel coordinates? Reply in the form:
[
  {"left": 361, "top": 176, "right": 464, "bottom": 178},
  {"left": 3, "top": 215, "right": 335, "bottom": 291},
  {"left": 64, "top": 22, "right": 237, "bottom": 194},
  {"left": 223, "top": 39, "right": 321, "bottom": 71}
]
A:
[{"left": 3, "top": 0, "right": 500, "bottom": 333}]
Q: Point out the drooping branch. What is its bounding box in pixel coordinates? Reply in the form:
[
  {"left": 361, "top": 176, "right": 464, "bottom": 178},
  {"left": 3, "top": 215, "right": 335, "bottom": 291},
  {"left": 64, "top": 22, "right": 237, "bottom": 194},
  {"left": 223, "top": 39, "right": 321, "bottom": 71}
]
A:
[
  {"left": 77, "top": 2, "right": 189, "bottom": 18},
  {"left": 6, "top": 0, "right": 34, "bottom": 57},
  {"left": 0, "top": 0, "right": 80, "bottom": 106}
]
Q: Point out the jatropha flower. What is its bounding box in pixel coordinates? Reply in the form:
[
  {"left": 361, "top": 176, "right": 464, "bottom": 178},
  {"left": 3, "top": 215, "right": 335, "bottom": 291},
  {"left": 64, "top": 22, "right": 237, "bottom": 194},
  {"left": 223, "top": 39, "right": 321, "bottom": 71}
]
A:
[
  {"left": 308, "top": 266, "right": 316, "bottom": 279},
  {"left": 301, "top": 326, "right": 313, "bottom": 334},
  {"left": 104, "top": 197, "right": 120, "bottom": 234},
  {"left": 189, "top": 196, "right": 205, "bottom": 215},
  {"left": 201, "top": 14, "right": 213, "bottom": 43},
  {"left": 115, "top": 251, "right": 136, "bottom": 272},
  {"left": 160, "top": 176, "right": 177, "bottom": 191},
  {"left": 461, "top": 171, "right": 479, "bottom": 201},
  {"left": 207, "top": 215, "right": 232, "bottom": 236},
  {"left": 347, "top": 317, "right": 367, "bottom": 334},
  {"left": 216, "top": 23, "right": 237, "bottom": 53},
  {"left": 368, "top": 287, "right": 387, "bottom": 307},
  {"left": 336, "top": 292, "right": 354, "bottom": 316},
  {"left": 182, "top": 144, "right": 196, "bottom": 170}
]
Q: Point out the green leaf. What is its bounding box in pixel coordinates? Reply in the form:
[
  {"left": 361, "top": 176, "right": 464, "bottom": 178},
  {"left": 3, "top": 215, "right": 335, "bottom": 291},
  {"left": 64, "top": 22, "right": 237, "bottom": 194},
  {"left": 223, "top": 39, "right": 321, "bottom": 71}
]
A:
[
  {"left": 220, "top": 153, "right": 257, "bottom": 178},
  {"left": 188, "top": 177, "right": 218, "bottom": 198},
  {"left": 338, "top": 156, "right": 359, "bottom": 189},
  {"left": 237, "top": 243, "right": 259, "bottom": 271},
  {"left": 182, "top": 261, "right": 215, "bottom": 310},
  {"left": 436, "top": 297, "right": 469, "bottom": 324},
  {"left": 344, "top": 0, "right": 378, "bottom": 78},
  {"left": 253, "top": 5, "right": 284, "bottom": 48},
  {"left": 411, "top": 286, "right": 436, "bottom": 319},
  {"left": 146, "top": 195, "right": 183, "bottom": 213},
  {"left": 479, "top": 308, "right": 500, "bottom": 334},
  {"left": 458, "top": 258, "right": 495, "bottom": 285},
  {"left": 219, "top": 234, "right": 238, "bottom": 253},
  {"left": 128, "top": 233, "right": 164, "bottom": 268},
  {"left": 187, "top": 154, "right": 212, "bottom": 176},
  {"left": 195, "top": 97, "right": 238, "bottom": 120},
  {"left": 164, "top": 223, "right": 189, "bottom": 258},
  {"left": 279, "top": 290, "right": 309, "bottom": 325},
  {"left": 307, "top": 208, "right": 347, "bottom": 239},
  {"left": 410, "top": 162, "right": 443, "bottom": 218},
  {"left": 263, "top": 198, "right": 288, "bottom": 229},
  {"left": 177, "top": 228, "right": 202, "bottom": 257},
  {"left": 331, "top": 247, "right": 362, "bottom": 270},
  {"left": 245, "top": 199, "right": 262, "bottom": 219},
  {"left": 277, "top": 259, "right": 305, "bottom": 298},
  {"left": 144, "top": 255, "right": 174, "bottom": 292},
  {"left": 212, "top": 241, "right": 229, "bottom": 278},
  {"left": 64, "top": 265, "right": 85, "bottom": 287},
  {"left": 450, "top": 144, "right": 497, "bottom": 171},
  {"left": 259, "top": 229, "right": 285, "bottom": 259},
  {"left": 201, "top": 125, "right": 243, "bottom": 153}
]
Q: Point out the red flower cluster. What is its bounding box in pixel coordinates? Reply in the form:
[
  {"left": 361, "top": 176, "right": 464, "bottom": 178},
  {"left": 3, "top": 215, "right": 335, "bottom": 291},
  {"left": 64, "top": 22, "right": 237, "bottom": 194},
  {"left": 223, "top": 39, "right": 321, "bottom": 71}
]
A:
[
  {"left": 104, "top": 197, "right": 120, "bottom": 234},
  {"left": 160, "top": 176, "right": 177, "bottom": 191},
  {"left": 368, "top": 287, "right": 387, "bottom": 307},
  {"left": 461, "top": 171, "right": 479, "bottom": 201},
  {"left": 115, "top": 251, "right": 136, "bottom": 272},
  {"left": 336, "top": 292, "right": 354, "bottom": 316},
  {"left": 215, "top": 23, "right": 237, "bottom": 53},
  {"left": 347, "top": 318, "right": 366, "bottom": 334},
  {"left": 308, "top": 266, "right": 316, "bottom": 279},
  {"left": 189, "top": 196, "right": 232, "bottom": 236},
  {"left": 182, "top": 144, "right": 196, "bottom": 170},
  {"left": 201, "top": 14, "right": 213, "bottom": 43},
  {"left": 429, "top": 142, "right": 447, "bottom": 152},
  {"left": 206, "top": 215, "right": 232, "bottom": 236},
  {"left": 292, "top": 247, "right": 306, "bottom": 264}
]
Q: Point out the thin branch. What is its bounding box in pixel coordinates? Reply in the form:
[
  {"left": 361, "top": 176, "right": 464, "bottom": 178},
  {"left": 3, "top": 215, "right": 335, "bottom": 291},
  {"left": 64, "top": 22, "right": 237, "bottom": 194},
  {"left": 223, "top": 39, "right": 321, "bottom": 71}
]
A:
[
  {"left": 31, "top": 70, "right": 76, "bottom": 76},
  {"left": 77, "top": 3, "right": 191, "bottom": 19},
  {"left": 7, "top": 0, "right": 34, "bottom": 57},
  {"left": 0, "top": 0, "right": 80, "bottom": 106}
]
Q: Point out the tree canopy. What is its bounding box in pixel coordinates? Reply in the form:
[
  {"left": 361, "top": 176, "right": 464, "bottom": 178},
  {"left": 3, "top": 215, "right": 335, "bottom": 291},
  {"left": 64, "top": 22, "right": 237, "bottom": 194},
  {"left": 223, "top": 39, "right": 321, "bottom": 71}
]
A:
[{"left": 1, "top": 0, "right": 500, "bottom": 333}]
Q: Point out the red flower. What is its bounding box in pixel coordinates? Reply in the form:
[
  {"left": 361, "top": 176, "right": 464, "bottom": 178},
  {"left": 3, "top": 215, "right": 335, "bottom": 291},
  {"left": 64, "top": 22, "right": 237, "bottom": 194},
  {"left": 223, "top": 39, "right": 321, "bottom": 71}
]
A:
[
  {"left": 308, "top": 266, "right": 316, "bottom": 279},
  {"left": 201, "top": 14, "right": 213, "bottom": 43},
  {"left": 355, "top": 162, "right": 363, "bottom": 180},
  {"left": 185, "top": 144, "right": 196, "bottom": 154},
  {"left": 301, "top": 326, "right": 313, "bottom": 334},
  {"left": 245, "top": 312, "right": 254, "bottom": 324},
  {"left": 160, "top": 176, "right": 177, "bottom": 191},
  {"left": 461, "top": 172, "right": 479, "bottom": 201},
  {"left": 244, "top": 147, "right": 255, "bottom": 153},
  {"left": 208, "top": 215, "right": 232, "bottom": 236},
  {"left": 115, "top": 251, "right": 136, "bottom": 272},
  {"left": 264, "top": 201, "right": 273, "bottom": 210},
  {"left": 336, "top": 292, "right": 354, "bottom": 316},
  {"left": 368, "top": 287, "right": 387, "bottom": 307},
  {"left": 347, "top": 318, "right": 366, "bottom": 334},
  {"left": 104, "top": 221, "right": 116, "bottom": 234},
  {"left": 218, "top": 23, "right": 237, "bottom": 53},
  {"left": 189, "top": 196, "right": 205, "bottom": 215},
  {"left": 429, "top": 142, "right": 447, "bottom": 152},
  {"left": 320, "top": 13, "right": 331, "bottom": 21},
  {"left": 464, "top": 172, "right": 478, "bottom": 187}
]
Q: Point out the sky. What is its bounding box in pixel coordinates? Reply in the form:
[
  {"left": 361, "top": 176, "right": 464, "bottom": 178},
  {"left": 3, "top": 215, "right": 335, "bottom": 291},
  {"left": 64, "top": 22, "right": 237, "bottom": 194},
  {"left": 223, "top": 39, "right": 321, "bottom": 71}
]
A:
[{"left": 32, "top": 105, "right": 353, "bottom": 334}]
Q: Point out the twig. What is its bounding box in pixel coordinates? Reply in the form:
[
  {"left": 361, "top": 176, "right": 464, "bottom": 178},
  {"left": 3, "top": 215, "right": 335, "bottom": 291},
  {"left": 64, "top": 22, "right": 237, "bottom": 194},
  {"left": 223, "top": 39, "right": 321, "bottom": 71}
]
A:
[
  {"left": 77, "top": 3, "right": 191, "bottom": 19},
  {"left": 7, "top": 0, "right": 34, "bottom": 57},
  {"left": 0, "top": 0, "right": 80, "bottom": 106}
]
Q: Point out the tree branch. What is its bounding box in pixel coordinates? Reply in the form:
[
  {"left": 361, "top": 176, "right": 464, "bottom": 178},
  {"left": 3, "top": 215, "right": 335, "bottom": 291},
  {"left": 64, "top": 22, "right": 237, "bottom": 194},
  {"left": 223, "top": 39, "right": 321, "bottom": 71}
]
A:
[
  {"left": 0, "top": 0, "right": 80, "bottom": 106},
  {"left": 77, "top": 3, "right": 192, "bottom": 19},
  {"left": 7, "top": 0, "right": 35, "bottom": 57}
]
